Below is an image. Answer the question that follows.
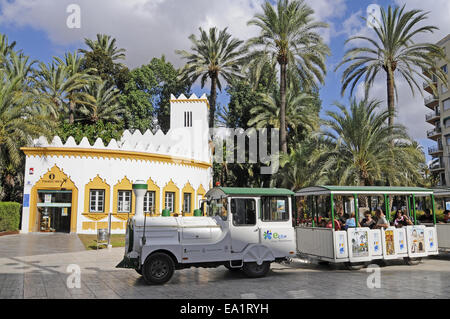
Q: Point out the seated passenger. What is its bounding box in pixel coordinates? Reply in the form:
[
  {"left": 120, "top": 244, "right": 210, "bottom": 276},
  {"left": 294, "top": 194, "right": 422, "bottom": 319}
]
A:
[
  {"left": 418, "top": 209, "right": 433, "bottom": 224},
  {"left": 439, "top": 210, "right": 450, "bottom": 224},
  {"left": 326, "top": 217, "right": 341, "bottom": 231},
  {"left": 361, "top": 211, "right": 376, "bottom": 229},
  {"left": 373, "top": 209, "right": 389, "bottom": 229},
  {"left": 344, "top": 212, "right": 359, "bottom": 228},
  {"left": 393, "top": 210, "right": 413, "bottom": 228}
]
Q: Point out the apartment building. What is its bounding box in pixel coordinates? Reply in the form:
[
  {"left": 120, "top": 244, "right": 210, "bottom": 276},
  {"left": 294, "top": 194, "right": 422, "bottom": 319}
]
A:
[{"left": 425, "top": 34, "right": 450, "bottom": 186}]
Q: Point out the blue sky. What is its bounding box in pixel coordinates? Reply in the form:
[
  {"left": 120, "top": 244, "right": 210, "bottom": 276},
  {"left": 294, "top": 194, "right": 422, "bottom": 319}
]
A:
[{"left": 1, "top": 0, "right": 449, "bottom": 162}]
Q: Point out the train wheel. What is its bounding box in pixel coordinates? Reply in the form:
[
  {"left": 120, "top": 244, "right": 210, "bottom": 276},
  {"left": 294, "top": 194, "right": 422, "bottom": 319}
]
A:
[
  {"left": 403, "top": 257, "right": 422, "bottom": 265},
  {"left": 242, "top": 262, "right": 271, "bottom": 278},
  {"left": 344, "top": 262, "right": 366, "bottom": 270},
  {"left": 142, "top": 252, "right": 175, "bottom": 285}
]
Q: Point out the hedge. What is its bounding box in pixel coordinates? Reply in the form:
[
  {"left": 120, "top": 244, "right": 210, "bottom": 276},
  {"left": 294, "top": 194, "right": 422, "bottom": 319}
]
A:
[{"left": 0, "top": 202, "right": 21, "bottom": 232}]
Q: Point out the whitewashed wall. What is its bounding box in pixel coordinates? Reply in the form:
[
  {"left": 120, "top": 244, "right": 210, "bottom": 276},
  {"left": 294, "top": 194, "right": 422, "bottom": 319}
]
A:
[{"left": 21, "top": 94, "right": 212, "bottom": 234}]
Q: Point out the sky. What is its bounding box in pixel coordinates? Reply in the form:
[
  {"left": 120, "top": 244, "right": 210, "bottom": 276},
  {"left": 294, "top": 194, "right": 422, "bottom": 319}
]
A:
[{"left": 1, "top": 0, "right": 450, "bottom": 162}]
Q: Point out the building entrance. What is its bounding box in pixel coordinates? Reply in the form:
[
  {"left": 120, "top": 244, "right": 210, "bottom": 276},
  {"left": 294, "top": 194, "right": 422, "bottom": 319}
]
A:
[{"left": 37, "top": 190, "right": 72, "bottom": 233}]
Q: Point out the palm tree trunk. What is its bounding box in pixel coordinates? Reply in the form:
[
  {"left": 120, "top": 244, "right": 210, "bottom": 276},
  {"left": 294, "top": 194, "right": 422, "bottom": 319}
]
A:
[
  {"left": 209, "top": 75, "right": 217, "bottom": 128},
  {"left": 386, "top": 71, "right": 395, "bottom": 128},
  {"left": 69, "top": 98, "right": 75, "bottom": 124},
  {"left": 279, "top": 62, "right": 288, "bottom": 153}
]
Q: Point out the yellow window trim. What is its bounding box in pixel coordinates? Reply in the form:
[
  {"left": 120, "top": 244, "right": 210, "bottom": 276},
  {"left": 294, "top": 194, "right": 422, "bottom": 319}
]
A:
[
  {"left": 163, "top": 179, "right": 179, "bottom": 215},
  {"left": 113, "top": 177, "right": 134, "bottom": 215},
  {"left": 21, "top": 147, "right": 212, "bottom": 170},
  {"left": 83, "top": 175, "right": 110, "bottom": 221},
  {"left": 182, "top": 182, "right": 195, "bottom": 215},
  {"left": 145, "top": 177, "right": 160, "bottom": 215}
]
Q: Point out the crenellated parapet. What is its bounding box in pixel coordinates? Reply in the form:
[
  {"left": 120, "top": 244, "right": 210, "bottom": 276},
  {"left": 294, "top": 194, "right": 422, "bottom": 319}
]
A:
[{"left": 26, "top": 94, "right": 212, "bottom": 164}]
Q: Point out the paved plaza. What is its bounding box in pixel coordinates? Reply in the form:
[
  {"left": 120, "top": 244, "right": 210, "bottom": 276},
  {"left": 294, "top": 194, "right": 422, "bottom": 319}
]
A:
[{"left": 0, "top": 234, "right": 449, "bottom": 299}]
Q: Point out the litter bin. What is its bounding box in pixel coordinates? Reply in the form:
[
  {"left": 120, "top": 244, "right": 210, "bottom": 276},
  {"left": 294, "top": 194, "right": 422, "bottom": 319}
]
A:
[
  {"left": 194, "top": 209, "right": 202, "bottom": 216},
  {"left": 97, "top": 228, "right": 109, "bottom": 250},
  {"left": 162, "top": 209, "right": 171, "bottom": 217}
]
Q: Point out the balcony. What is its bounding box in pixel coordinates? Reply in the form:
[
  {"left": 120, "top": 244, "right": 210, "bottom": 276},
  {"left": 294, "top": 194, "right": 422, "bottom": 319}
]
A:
[
  {"left": 426, "top": 127, "right": 442, "bottom": 140},
  {"left": 430, "top": 162, "right": 445, "bottom": 172},
  {"left": 428, "top": 144, "right": 443, "bottom": 156},
  {"left": 423, "top": 81, "right": 437, "bottom": 94},
  {"left": 424, "top": 95, "right": 439, "bottom": 109},
  {"left": 425, "top": 110, "right": 440, "bottom": 123}
]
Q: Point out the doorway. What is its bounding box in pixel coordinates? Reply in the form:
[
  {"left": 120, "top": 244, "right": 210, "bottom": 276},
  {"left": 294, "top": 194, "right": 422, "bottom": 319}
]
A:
[{"left": 37, "top": 190, "right": 72, "bottom": 233}]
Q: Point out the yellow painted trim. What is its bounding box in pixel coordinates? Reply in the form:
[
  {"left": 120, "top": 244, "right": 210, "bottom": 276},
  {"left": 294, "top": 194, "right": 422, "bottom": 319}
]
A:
[
  {"left": 182, "top": 182, "right": 195, "bottom": 216},
  {"left": 146, "top": 177, "right": 160, "bottom": 215},
  {"left": 196, "top": 184, "right": 207, "bottom": 210},
  {"left": 28, "top": 165, "right": 78, "bottom": 233},
  {"left": 112, "top": 213, "right": 131, "bottom": 221},
  {"left": 83, "top": 175, "right": 110, "bottom": 220},
  {"left": 21, "top": 147, "right": 212, "bottom": 170},
  {"left": 163, "top": 179, "right": 180, "bottom": 215},
  {"left": 113, "top": 177, "right": 134, "bottom": 215},
  {"left": 170, "top": 98, "right": 210, "bottom": 109}
]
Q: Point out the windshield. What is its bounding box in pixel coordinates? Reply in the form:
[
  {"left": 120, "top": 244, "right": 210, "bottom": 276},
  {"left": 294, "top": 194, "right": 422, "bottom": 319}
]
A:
[{"left": 206, "top": 198, "right": 228, "bottom": 221}]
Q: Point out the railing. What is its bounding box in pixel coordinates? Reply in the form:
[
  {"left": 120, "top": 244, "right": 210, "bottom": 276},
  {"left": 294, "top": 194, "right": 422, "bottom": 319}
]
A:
[
  {"left": 425, "top": 95, "right": 439, "bottom": 105},
  {"left": 427, "top": 127, "right": 442, "bottom": 137},
  {"left": 425, "top": 110, "right": 440, "bottom": 121},
  {"left": 428, "top": 145, "right": 443, "bottom": 154}
]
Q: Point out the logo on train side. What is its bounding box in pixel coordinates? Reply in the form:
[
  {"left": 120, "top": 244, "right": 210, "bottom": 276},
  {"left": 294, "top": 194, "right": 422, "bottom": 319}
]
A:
[{"left": 263, "top": 230, "right": 286, "bottom": 240}]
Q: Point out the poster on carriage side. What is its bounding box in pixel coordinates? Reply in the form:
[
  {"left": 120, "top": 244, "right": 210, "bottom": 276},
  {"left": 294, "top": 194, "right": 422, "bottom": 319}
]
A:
[
  {"left": 347, "top": 228, "right": 370, "bottom": 261},
  {"left": 381, "top": 227, "right": 397, "bottom": 259},
  {"left": 406, "top": 225, "right": 427, "bottom": 257},
  {"left": 396, "top": 227, "right": 408, "bottom": 255}
]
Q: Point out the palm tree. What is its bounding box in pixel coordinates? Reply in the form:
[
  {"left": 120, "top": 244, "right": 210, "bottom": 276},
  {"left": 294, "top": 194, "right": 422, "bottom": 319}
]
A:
[
  {"left": 176, "top": 27, "right": 248, "bottom": 128},
  {"left": 336, "top": 5, "right": 447, "bottom": 127},
  {"left": 314, "top": 98, "right": 425, "bottom": 186},
  {"left": 79, "top": 80, "right": 124, "bottom": 124},
  {"left": 80, "top": 34, "right": 126, "bottom": 62},
  {"left": 271, "top": 139, "right": 328, "bottom": 190},
  {"left": 35, "top": 59, "right": 93, "bottom": 122},
  {"left": 0, "top": 74, "right": 53, "bottom": 170},
  {"left": 248, "top": 84, "right": 318, "bottom": 134},
  {"left": 247, "top": 0, "right": 329, "bottom": 153},
  {"left": 55, "top": 51, "right": 96, "bottom": 123},
  {"left": 0, "top": 34, "right": 16, "bottom": 65}
]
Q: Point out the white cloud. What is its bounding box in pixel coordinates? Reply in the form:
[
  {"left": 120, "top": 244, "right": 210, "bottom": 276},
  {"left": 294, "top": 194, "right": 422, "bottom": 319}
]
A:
[{"left": 0, "top": 0, "right": 347, "bottom": 68}]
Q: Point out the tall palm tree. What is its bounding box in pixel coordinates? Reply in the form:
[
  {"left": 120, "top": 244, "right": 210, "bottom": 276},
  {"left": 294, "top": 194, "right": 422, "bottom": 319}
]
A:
[
  {"left": 248, "top": 83, "right": 318, "bottom": 133},
  {"left": 336, "top": 5, "right": 447, "bottom": 127},
  {"left": 271, "top": 139, "right": 328, "bottom": 190},
  {"left": 35, "top": 59, "right": 93, "bottom": 122},
  {"left": 80, "top": 34, "right": 126, "bottom": 62},
  {"left": 79, "top": 80, "right": 124, "bottom": 124},
  {"left": 247, "top": 0, "right": 329, "bottom": 153},
  {"left": 0, "top": 34, "right": 16, "bottom": 65},
  {"left": 314, "top": 98, "right": 425, "bottom": 186},
  {"left": 55, "top": 51, "right": 96, "bottom": 123},
  {"left": 0, "top": 74, "right": 53, "bottom": 169},
  {"left": 176, "top": 27, "right": 248, "bottom": 128}
]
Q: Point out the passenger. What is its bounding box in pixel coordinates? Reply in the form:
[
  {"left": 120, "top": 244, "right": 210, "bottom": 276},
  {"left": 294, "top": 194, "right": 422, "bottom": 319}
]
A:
[
  {"left": 439, "top": 210, "right": 450, "bottom": 224},
  {"left": 361, "top": 211, "right": 376, "bottom": 229},
  {"left": 418, "top": 209, "right": 433, "bottom": 224},
  {"left": 393, "top": 210, "right": 413, "bottom": 228},
  {"left": 336, "top": 207, "right": 348, "bottom": 226},
  {"left": 326, "top": 217, "right": 341, "bottom": 231},
  {"left": 373, "top": 209, "right": 389, "bottom": 229},
  {"left": 344, "top": 212, "right": 359, "bottom": 228}
]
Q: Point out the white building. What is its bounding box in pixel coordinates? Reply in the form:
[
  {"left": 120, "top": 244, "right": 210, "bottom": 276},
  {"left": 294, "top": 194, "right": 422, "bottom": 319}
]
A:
[{"left": 20, "top": 94, "right": 212, "bottom": 234}]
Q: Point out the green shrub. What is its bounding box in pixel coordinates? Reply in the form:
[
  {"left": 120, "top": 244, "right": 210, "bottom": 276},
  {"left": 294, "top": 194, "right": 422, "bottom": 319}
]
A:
[{"left": 0, "top": 202, "right": 21, "bottom": 232}]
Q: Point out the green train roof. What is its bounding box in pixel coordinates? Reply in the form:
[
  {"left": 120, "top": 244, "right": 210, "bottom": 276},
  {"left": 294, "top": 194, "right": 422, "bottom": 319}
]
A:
[
  {"left": 295, "top": 185, "right": 433, "bottom": 196},
  {"left": 206, "top": 187, "right": 295, "bottom": 198}
]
